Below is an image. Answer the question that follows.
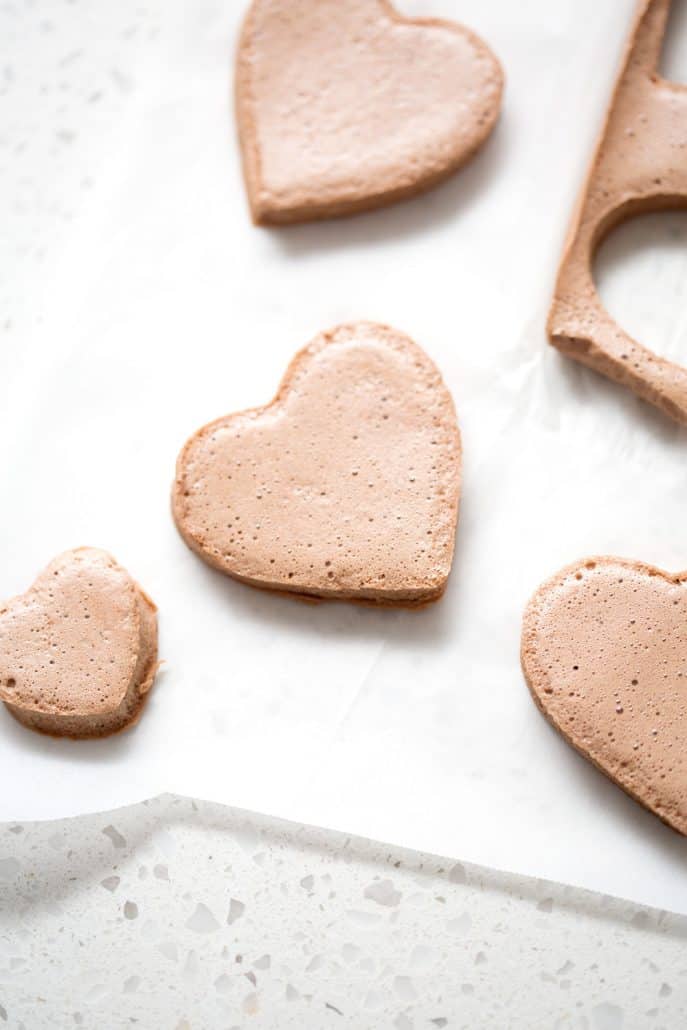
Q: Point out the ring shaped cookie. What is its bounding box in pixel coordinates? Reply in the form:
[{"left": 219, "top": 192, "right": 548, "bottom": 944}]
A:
[{"left": 548, "top": 0, "right": 687, "bottom": 425}]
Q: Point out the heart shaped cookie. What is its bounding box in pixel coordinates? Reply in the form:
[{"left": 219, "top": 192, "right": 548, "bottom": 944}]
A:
[
  {"left": 173, "top": 322, "right": 461, "bottom": 605},
  {"left": 236, "top": 0, "right": 503, "bottom": 224},
  {"left": 0, "top": 548, "right": 159, "bottom": 739},
  {"left": 522, "top": 556, "right": 687, "bottom": 834}
]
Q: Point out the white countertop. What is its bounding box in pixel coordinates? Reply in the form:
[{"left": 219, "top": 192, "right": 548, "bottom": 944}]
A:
[{"left": 1, "top": 794, "right": 686, "bottom": 1028}]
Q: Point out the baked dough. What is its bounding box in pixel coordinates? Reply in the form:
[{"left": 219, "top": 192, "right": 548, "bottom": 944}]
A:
[
  {"left": 548, "top": 0, "right": 687, "bottom": 425},
  {"left": 0, "top": 548, "right": 158, "bottom": 739},
  {"left": 236, "top": 0, "right": 503, "bottom": 224},
  {"left": 173, "top": 322, "right": 461, "bottom": 605},
  {"left": 522, "top": 555, "right": 687, "bottom": 835}
]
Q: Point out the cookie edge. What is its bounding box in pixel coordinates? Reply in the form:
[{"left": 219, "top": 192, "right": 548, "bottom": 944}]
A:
[{"left": 235, "top": 0, "right": 504, "bottom": 225}]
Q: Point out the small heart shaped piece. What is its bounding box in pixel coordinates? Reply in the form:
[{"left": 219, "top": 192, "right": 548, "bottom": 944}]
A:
[
  {"left": 236, "top": 0, "right": 503, "bottom": 224},
  {"left": 522, "top": 556, "right": 687, "bottom": 834},
  {"left": 0, "top": 548, "right": 158, "bottom": 739},
  {"left": 173, "top": 322, "right": 461, "bottom": 605}
]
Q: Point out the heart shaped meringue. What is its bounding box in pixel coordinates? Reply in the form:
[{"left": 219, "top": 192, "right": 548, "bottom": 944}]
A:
[
  {"left": 0, "top": 548, "right": 158, "bottom": 739},
  {"left": 522, "top": 556, "right": 687, "bottom": 834},
  {"left": 236, "top": 0, "right": 503, "bottom": 223},
  {"left": 173, "top": 322, "right": 461, "bottom": 605}
]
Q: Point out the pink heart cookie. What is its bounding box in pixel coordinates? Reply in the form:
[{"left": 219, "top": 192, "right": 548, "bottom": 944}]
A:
[
  {"left": 236, "top": 0, "right": 503, "bottom": 224},
  {"left": 0, "top": 548, "right": 158, "bottom": 739},
  {"left": 173, "top": 322, "right": 461, "bottom": 605},
  {"left": 522, "top": 556, "right": 687, "bottom": 834}
]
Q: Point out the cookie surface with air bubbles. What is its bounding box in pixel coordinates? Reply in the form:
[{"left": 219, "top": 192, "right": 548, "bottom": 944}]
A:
[
  {"left": 236, "top": 0, "right": 503, "bottom": 224},
  {"left": 522, "top": 556, "right": 687, "bottom": 834},
  {"left": 547, "top": 0, "right": 687, "bottom": 424},
  {"left": 0, "top": 548, "right": 159, "bottom": 739},
  {"left": 173, "top": 322, "right": 461, "bottom": 606}
]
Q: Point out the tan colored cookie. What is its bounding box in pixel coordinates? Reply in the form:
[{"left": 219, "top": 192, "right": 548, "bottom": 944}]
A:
[
  {"left": 0, "top": 548, "right": 158, "bottom": 739},
  {"left": 522, "top": 556, "right": 687, "bottom": 835},
  {"left": 236, "top": 0, "right": 503, "bottom": 224},
  {"left": 173, "top": 322, "right": 461, "bottom": 605},
  {"left": 548, "top": 0, "right": 687, "bottom": 425}
]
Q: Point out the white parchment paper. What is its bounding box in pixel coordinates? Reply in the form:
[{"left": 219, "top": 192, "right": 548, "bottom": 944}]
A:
[{"left": 2, "top": 0, "right": 687, "bottom": 912}]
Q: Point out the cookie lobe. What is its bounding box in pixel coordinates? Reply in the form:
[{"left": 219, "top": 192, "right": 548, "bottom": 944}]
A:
[{"left": 0, "top": 548, "right": 159, "bottom": 739}]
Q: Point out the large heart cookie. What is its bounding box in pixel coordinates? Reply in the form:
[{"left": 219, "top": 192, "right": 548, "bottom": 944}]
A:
[
  {"left": 522, "top": 556, "right": 687, "bottom": 834},
  {"left": 236, "top": 0, "right": 503, "bottom": 224},
  {"left": 0, "top": 548, "right": 158, "bottom": 739},
  {"left": 173, "top": 322, "right": 461, "bottom": 605}
]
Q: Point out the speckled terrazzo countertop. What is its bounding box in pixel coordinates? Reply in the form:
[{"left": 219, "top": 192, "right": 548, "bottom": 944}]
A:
[{"left": 1, "top": 795, "right": 686, "bottom": 1028}]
